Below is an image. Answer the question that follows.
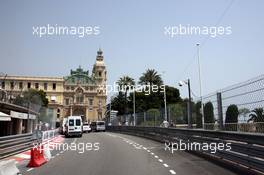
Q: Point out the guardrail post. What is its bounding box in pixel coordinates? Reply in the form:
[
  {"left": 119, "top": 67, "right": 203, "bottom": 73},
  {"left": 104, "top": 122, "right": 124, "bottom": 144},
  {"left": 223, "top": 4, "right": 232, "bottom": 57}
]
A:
[{"left": 217, "top": 92, "right": 224, "bottom": 130}]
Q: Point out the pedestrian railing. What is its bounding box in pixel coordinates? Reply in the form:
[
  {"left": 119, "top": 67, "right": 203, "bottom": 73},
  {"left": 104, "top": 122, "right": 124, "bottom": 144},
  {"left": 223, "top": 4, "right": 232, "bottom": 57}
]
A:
[{"left": 107, "top": 126, "right": 264, "bottom": 175}]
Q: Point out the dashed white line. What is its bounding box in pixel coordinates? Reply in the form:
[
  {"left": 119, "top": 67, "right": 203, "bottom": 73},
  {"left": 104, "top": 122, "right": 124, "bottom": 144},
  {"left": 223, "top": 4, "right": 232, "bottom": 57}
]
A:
[
  {"left": 151, "top": 152, "right": 155, "bottom": 155},
  {"left": 27, "top": 168, "right": 34, "bottom": 172},
  {"left": 56, "top": 153, "right": 60, "bottom": 156},
  {"left": 163, "top": 163, "right": 169, "bottom": 167},
  {"left": 154, "top": 155, "right": 159, "bottom": 158},
  {"left": 158, "top": 159, "right": 163, "bottom": 163},
  {"left": 60, "top": 151, "right": 63, "bottom": 154},
  {"left": 143, "top": 147, "right": 147, "bottom": 150},
  {"left": 169, "top": 170, "right": 176, "bottom": 174},
  {"left": 147, "top": 150, "right": 150, "bottom": 152}
]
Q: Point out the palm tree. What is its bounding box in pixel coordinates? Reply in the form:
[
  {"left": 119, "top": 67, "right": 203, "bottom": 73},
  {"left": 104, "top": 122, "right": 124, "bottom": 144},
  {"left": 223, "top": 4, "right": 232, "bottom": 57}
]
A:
[
  {"left": 248, "top": 108, "right": 264, "bottom": 122},
  {"left": 117, "top": 76, "right": 135, "bottom": 114},
  {"left": 139, "top": 69, "right": 163, "bottom": 86}
]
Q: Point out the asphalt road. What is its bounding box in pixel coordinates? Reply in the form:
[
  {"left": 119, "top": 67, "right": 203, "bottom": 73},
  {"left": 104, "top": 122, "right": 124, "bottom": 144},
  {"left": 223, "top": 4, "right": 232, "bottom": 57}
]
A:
[{"left": 20, "top": 132, "right": 237, "bottom": 175}]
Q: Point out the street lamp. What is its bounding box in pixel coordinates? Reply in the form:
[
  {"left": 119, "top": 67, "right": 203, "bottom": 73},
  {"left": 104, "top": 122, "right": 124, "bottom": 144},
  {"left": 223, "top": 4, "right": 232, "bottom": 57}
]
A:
[
  {"left": 197, "top": 43, "right": 204, "bottom": 128},
  {"left": 162, "top": 71, "right": 168, "bottom": 127},
  {"left": 179, "top": 79, "right": 192, "bottom": 128},
  {"left": 133, "top": 87, "right": 136, "bottom": 126}
]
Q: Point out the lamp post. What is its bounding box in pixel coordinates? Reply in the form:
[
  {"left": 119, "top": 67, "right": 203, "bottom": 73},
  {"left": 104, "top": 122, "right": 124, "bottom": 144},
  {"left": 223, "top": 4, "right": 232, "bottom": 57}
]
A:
[
  {"left": 179, "top": 79, "right": 192, "bottom": 128},
  {"left": 133, "top": 87, "right": 136, "bottom": 126},
  {"left": 197, "top": 43, "right": 204, "bottom": 128},
  {"left": 162, "top": 72, "right": 168, "bottom": 127}
]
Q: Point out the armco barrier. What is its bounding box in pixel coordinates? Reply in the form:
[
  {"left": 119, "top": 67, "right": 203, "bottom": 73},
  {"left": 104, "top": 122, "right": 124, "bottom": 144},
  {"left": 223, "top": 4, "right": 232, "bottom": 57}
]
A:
[
  {"left": 0, "top": 129, "right": 59, "bottom": 160},
  {"left": 0, "top": 133, "right": 36, "bottom": 160},
  {"left": 107, "top": 126, "right": 264, "bottom": 175}
]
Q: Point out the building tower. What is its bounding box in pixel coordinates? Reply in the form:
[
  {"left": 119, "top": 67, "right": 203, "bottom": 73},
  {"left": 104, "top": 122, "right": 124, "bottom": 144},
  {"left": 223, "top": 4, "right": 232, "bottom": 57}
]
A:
[{"left": 92, "top": 48, "right": 107, "bottom": 120}]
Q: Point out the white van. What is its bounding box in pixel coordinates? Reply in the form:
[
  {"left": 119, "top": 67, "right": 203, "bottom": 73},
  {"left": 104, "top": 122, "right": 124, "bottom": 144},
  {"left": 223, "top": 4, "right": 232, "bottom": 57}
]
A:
[
  {"left": 65, "top": 116, "right": 83, "bottom": 137},
  {"left": 96, "top": 121, "right": 106, "bottom": 132}
]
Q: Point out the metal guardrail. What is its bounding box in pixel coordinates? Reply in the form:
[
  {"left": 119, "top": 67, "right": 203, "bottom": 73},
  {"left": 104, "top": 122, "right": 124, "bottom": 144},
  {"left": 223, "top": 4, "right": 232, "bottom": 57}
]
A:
[
  {"left": 0, "top": 133, "right": 36, "bottom": 160},
  {"left": 107, "top": 126, "right": 264, "bottom": 175},
  {"left": 0, "top": 129, "right": 59, "bottom": 160}
]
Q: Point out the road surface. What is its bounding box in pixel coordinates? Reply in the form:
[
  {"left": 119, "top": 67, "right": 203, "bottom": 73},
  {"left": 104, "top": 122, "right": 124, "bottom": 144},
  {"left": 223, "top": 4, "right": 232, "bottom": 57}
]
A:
[{"left": 20, "top": 132, "right": 236, "bottom": 175}]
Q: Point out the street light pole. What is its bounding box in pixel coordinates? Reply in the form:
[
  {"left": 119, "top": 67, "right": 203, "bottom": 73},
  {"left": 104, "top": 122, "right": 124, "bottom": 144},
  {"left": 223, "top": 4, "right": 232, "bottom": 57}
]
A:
[
  {"left": 164, "top": 85, "right": 167, "bottom": 122},
  {"left": 187, "top": 79, "right": 192, "bottom": 128},
  {"left": 133, "top": 88, "right": 136, "bottom": 126},
  {"left": 197, "top": 43, "right": 204, "bottom": 129}
]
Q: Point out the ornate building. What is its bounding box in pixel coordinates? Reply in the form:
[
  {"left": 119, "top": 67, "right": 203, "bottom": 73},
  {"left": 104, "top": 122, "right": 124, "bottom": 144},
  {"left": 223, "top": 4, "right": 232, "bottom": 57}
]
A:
[{"left": 0, "top": 49, "right": 107, "bottom": 123}]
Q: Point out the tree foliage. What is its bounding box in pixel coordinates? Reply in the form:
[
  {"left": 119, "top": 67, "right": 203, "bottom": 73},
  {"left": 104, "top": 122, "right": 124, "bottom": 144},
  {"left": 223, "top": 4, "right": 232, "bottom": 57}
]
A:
[
  {"left": 248, "top": 108, "right": 264, "bottom": 122},
  {"left": 225, "top": 104, "right": 239, "bottom": 123},
  {"left": 204, "top": 102, "right": 214, "bottom": 123}
]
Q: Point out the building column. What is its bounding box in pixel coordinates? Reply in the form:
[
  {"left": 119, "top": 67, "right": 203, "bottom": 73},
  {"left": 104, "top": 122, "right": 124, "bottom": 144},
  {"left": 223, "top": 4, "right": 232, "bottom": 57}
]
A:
[{"left": 86, "top": 107, "right": 89, "bottom": 123}]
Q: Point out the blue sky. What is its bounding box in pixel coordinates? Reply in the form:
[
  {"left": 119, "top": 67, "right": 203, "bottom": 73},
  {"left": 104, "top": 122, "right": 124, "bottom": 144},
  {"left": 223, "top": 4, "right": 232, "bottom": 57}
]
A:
[{"left": 0, "top": 0, "right": 263, "bottom": 99}]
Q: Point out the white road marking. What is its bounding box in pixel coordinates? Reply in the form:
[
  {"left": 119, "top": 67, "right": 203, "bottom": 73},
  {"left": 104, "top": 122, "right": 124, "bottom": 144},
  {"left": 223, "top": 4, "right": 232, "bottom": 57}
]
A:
[
  {"left": 147, "top": 150, "right": 150, "bottom": 152},
  {"left": 60, "top": 151, "right": 63, "bottom": 154},
  {"left": 163, "top": 163, "right": 169, "bottom": 167},
  {"left": 143, "top": 147, "right": 147, "bottom": 150},
  {"left": 158, "top": 159, "right": 163, "bottom": 163},
  {"left": 27, "top": 168, "right": 34, "bottom": 172},
  {"left": 154, "top": 155, "right": 159, "bottom": 158},
  {"left": 56, "top": 153, "right": 60, "bottom": 156},
  {"left": 151, "top": 152, "right": 155, "bottom": 155},
  {"left": 169, "top": 170, "right": 176, "bottom": 174}
]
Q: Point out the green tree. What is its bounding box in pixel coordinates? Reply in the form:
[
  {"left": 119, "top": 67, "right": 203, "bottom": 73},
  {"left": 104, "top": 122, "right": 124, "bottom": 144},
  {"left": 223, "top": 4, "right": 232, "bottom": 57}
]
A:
[
  {"left": 204, "top": 102, "right": 214, "bottom": 123},
  {"left": 168, "top": 103, "right": 184, "bottom": 124},
  {"left": 248, "top": 108, "right": 264, "bottom": 122},
  {"left": 195, "top": 101, "right": 203, "bottom": 128},
  {"left": 117, "top": 76, "right": 135, "bottom": 114},
  {"left": 225, "top": 104, "right": 239, "bottom": 123},
  {"left": 139, "top": 69, "right": 163, "bottom": 86},
  {"left": 14, "top": 89, "right": 48, "bottom": 111}
]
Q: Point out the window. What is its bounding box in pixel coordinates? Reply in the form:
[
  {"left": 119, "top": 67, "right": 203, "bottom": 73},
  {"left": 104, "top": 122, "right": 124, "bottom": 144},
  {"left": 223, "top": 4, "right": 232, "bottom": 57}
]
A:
[
  {"left": 10, "top": 82, "right": 14, "bottom": 89},
  {"left": 65, "top": 98, "right": 69, "bottom": 105},
  {"left": 57, "top": 109, "right": 60, "bottom": 119},
  {"left": 1, "top": 81, "right": 5, "bottom": 89},
  {"left": 44, "top": 83, "right": 48, "bottom": 90},
  {"left": 35, "top": 83, "right": 39, "bottom": 89},
  {"left": 69, "top": 119, "right": 74, "bottom": 126},
  {"left": 76, "top": 119, "right": 81, "bottom": 126},
  {"left": 98, "top": 71, "right": 102, "bottom": 77},
  {"left": 28, "top": 82, "right": 31, "bottom": 89},
  {"left": 19, "top": 82, "right": 23, "bottom": 90},
  {"left": 51, "top": 96, "right": 56, "bottom": 102},
  {"left": 76, "top": 94, "right": 84, "bottom": 104},
  {"left": 89, "top": 98, "right": 93, "bottom": 106},
  {"left": 52, "top": 83, "right": 56, "bottom": 90}
]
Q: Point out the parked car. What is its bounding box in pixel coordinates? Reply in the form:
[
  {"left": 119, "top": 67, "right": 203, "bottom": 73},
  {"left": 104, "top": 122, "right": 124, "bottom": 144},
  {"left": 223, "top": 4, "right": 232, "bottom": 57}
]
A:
[
  {"left": 96, "top": 121, "right": 106, "bottom": 132},
  {"left": 65, "top": 116, "right": 83, "bottom": 137},
  {"left": 83, "top": 123, "right": 91, "bottom": 133}
]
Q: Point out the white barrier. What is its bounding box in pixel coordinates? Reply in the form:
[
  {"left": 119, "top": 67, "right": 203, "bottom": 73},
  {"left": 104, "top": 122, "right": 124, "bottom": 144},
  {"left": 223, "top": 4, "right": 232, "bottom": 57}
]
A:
[
  {"left": 43, "top": 144, "right": 52, "bottom": 161},
  {"left": 42, "top": 129, "right": 59, "bottom": 143},
  {"left": 0, "top": 159, "right": 20, "bottom": 175}
]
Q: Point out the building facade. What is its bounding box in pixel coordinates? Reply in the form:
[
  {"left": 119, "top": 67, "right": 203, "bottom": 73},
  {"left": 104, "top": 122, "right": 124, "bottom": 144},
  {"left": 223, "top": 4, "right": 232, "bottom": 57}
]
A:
[{"left": 0, "top": 49, "right": 107, "bottom": 123}]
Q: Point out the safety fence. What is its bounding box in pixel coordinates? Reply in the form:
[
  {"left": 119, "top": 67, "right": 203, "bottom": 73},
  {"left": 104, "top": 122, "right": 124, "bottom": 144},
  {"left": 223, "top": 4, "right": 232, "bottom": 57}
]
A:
[{"left": 107, "top": 126, "right": 264, "bottom": 175}]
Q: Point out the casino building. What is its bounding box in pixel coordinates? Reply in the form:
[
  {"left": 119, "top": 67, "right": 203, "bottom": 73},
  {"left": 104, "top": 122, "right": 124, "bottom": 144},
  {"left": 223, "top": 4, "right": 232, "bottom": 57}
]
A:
[{"left": 0, "top": 49, "right": 107, "bottom": 123}]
